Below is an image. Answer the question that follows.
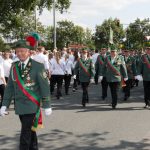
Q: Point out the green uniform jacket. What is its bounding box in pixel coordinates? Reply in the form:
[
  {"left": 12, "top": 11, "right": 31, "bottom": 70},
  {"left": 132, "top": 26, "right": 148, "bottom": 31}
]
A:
[
  {"left": 124, "top": 56, "right": 138, "bottom": 79},
  {"left": 95, "top": 55, "right": 106, "bottom": 77},
  {"left": 139, "top": 54, "right": 150, "bottom": 81},
  {"left": 102, "top": 55, "right": 128, "bottom": 82},
  {"left": 135, "top": 54, "right": 142, "bottom": 75},
  {"left": 74, "top": 58, "right": 95, "bottom": 82},
  {"left": 2, "top": 58, "right": 51, "bottom": 115}
]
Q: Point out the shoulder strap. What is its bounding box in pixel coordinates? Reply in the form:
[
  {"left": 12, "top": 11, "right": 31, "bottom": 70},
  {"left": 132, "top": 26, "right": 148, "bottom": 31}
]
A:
[
  {"left": 106, "top": 57, "right": 121, "bottom": 76},
  {"left": 78, "top": 58, "right": 91, "bottom": 77}
]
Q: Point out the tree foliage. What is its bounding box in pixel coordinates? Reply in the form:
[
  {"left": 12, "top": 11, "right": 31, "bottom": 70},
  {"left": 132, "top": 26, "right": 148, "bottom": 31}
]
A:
[
  {"left": 0, "top": 36, "right": 5, "bottom": 50},
  {"left": 94, "top": 18, "right": 125, "bottom": 49},
  {"left": 1, "top": 11, "right": 46, "bottom": 44},
  {"left": 125, "top": 18, "right": 150, "bottom": 49},
  {"left": 0, "top": 0, "right": 71, "bottom": 36}
]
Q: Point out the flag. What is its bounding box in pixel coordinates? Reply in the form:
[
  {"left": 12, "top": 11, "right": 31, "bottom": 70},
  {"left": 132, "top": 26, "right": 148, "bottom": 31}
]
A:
[
  {"left": 109, "top": 27, "right": 113, "bottom": 44},
  {"left": 145, "top": 36, "right": 150, "bottom": 41}
]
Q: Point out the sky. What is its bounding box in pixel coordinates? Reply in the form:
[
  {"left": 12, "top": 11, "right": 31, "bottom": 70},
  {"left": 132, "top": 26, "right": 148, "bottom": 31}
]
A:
[{"left": 38, "top": 0, "right": 150, "bottom": 31}]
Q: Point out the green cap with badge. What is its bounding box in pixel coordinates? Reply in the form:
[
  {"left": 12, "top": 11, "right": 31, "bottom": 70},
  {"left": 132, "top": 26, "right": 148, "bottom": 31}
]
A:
[
  {"left": 109, "top": 44, "right": 117, "bottom": 51},
  {"left": 82, "top": 47, "right": 89, "bottom": 52},
  {"left": 101, "top": 44, "right": 108, "bottom": 49},
  {"left": 14, "top": 40, "right": 31, "bottom": 49}
]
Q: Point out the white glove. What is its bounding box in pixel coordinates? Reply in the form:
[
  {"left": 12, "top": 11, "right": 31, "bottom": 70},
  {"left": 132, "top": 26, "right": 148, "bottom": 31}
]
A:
[
  {"left": 136, "top": 75, "right": 143, "bottom": 81},
  {"left": 124, "top": 78, "right": 128, "bottom": 81},
  {"left": 98, "top": 76, "right": 103, "bottom": 83},
  {"left": 44, "top": 108, "right": 52, "bottom": 116},
  {"left": 90, "top": 78, "right": 94, "bottom": 83},
  {"left": 73, "top": 75, "right": 76, "bottom": 79},
  {"left": 134, "top": 76, "right": 138, "bottom": 80},
  {"left": 0, "top": 106, "right": 8, "bottom": 117}
]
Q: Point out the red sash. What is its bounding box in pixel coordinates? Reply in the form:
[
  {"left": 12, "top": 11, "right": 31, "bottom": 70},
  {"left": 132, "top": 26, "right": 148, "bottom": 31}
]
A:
[
  {"left": 98, "top": 56, "right": 104, "bottom": 65},
  {"left": 106, "top": 57, "right": 126, "bottom": 87},
  {"left": 13, "top": 63, "right": 43, "bottom": 131},
  {"left": 78, "top": 59, "right": 91, "bottom": 77},
  {"left": 106, "top": 57, "right": 121, "bottom": 76}
]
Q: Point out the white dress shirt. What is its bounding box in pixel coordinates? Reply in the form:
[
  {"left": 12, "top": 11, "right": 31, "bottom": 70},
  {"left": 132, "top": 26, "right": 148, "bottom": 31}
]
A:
[
  {"left": 51, "top": 58, "right": 65, "bottom": 75},
  {"left": 0, "top": 63, "right": 5, "bottom": 85},
  {"left": 3, "top": 58, "right": 13, "bottom": 77},
  {"left": 33, "top": 53, "right": 49, "bottom": 70},
  {"left": 92, "top": 53, "right": 99, "bottom": 64},
  {"left": 64, "top": 59, "right": 73, "bottom": 75}
]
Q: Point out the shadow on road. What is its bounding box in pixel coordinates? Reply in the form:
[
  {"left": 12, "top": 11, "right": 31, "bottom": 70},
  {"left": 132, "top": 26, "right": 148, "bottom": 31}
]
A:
[{"left": 0, "top": 129, "right": 150, "bottom": 150}]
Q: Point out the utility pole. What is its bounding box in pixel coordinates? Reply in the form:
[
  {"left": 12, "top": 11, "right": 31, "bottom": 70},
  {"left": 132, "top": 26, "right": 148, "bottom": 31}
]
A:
[
  {"left": 35, "top": 6, "right": 37, "bottom": 32},
  {"left": 53, "top": 0, "right": 57, "bottom": 49}
]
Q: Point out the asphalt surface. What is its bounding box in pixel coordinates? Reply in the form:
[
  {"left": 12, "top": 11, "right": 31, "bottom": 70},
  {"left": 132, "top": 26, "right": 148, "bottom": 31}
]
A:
[{"left": 0, "top": 81, "right": 150, "bottom": 150}]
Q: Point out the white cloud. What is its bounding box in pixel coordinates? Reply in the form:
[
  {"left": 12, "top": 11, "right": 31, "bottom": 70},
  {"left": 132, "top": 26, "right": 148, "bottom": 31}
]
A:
[{"left": 38, "top": 0, "right": 150, "bottom": 29}]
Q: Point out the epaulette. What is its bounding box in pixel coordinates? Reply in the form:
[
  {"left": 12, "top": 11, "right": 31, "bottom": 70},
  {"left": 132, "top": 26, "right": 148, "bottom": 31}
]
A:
[{"left": 12, "top": 61, "right": 19, "bottom": 67}]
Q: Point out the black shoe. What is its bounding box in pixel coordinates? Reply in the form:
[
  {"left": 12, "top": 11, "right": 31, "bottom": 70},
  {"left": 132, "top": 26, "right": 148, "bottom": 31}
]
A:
[
  {"left": 86, "top": 99, "right": 89, "bottom": 103},
  {"left": 124, "top": 95, "right": 129, "bottom": 101},
  {"left": 144, "top": 104, "right": 148, "bottom": 108},
  {"left": 82, "top": 100, "right": 86, "bottom": 107},
  {"left": 82, "top": 103, "right": 86, "bottom": 107},
  {"left": 72, "top": 88, "right": 76, "bottom": 92},
  {"left": 101, "top": 96, "right": 106, "bottom": 100},
  {"left": 124, "top": 97, "right": 127, "bottom": 101},
  {"left": 112, "top": 105, "right": 116, "bottom": 109}
]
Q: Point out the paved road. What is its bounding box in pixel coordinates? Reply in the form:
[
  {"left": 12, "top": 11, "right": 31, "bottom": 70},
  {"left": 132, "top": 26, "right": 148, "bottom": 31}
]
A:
[{"left": 1, "top": 82, "right": 150, "bottom": 150}]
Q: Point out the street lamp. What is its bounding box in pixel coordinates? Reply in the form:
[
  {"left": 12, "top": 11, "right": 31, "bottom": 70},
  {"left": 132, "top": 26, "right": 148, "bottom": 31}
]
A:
[
  {"left": 53, "top": 0, "right": 57, "bottom": 49},
  {"left": 35, "top": 6, "right": 37, "bottom": 32}
]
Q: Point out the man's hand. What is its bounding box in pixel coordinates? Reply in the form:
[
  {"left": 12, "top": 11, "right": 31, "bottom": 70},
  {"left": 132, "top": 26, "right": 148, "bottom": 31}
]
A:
[
  {"left": 0, "top": 106, "right": 9, "bottom": 117},
  {"left": 98, "top": 76, "right": 103, "bottom": 83},
  {"left": 135, "top": 75, "right": 143, "bottom": 81},
  {"left": 73, "top": 75, "right": 76, "bottom": 79},
  {"left": 90, "top": 78, "right": 94, "bottom": 83},
  {"left": 124, "top": 78, "right": 128, "bottom": 81},
  {"left": 44, "top": 108, "right": 52, "bottom": 116}
]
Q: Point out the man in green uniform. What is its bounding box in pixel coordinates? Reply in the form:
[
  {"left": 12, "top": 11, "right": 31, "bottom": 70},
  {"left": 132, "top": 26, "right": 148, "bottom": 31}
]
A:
[
  {"left": 139, "top": 47, "right": 150, "bottom": 108},
  {"left": 123, "top": 49, "right": 138, "bottom": 101},
  {"left": 74, "top": 48, "right": 95, "bottom": 107},
  {"left": 101, "top": 45, "right": 128, "bottom": 109},
  {"left": 95, "top": 47, "right": 108, "bottom": 100},
  {"left": 0, "top": 40, "right": 52, "bottom": 150},
  {"left": 134, "top": 51, "right": 142, "bottom": 87}
]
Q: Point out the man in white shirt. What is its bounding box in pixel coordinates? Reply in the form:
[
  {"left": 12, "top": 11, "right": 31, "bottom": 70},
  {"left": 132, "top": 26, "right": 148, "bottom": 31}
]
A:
[
  {"left": 33, "top": 46, "right": 49, "bottom": 71},
  {"left": 3, "top": 51, "right": 13, "bottom": 82},
  {"left": 92, "top": 49, "right": 99, "bottom": 84},
  {"left": 0, "top": 63, "right": 6, "bottom": 107}
]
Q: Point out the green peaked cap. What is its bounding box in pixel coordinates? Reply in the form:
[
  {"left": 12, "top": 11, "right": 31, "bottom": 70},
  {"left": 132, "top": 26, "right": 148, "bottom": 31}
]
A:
[
  {"left": 82, "top": 47, "right": 89, "bottom": 52},
  {"left": 14, "top": 40, "right": 32, "bottom": 49},
  {"left": 109, "top": 44, "right": 117, "bottom": 51},
  {"left": 101, "top": 44, "right": 107, "bottom": 49}
]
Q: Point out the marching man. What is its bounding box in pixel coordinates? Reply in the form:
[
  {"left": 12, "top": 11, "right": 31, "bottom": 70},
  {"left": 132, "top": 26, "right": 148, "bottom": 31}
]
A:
[
  {"left": 0, "top": 39, "right": 52, "bottom": 150},
  {"left": 101, "top": 45, "right": 128, "bottom": 109},
  {"left": 74, "top": 48, "right": 95, "bottom": 107}
]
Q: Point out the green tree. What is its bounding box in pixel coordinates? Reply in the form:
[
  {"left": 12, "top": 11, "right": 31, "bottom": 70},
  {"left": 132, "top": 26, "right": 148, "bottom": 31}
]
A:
[
  {"left": 84, "top": 28, "right": 95, "bottom": 49},
  {"left": 0, "top": 36, "right": 5, "bottom": 51},
  {"left": 125, "top": 18, "right": 150, "bottom": 49},
  {"left": 94, "top": 18, "right": 125, "bottom": 49},
  {"left": 56, "top": 20, "right": 74, "bottom": 48},
  {"left": 1, "top": 11, "right": 46, "bottom": 43},
  {"left": 0, "top": 0, "right": 71, "bottom": 38}
]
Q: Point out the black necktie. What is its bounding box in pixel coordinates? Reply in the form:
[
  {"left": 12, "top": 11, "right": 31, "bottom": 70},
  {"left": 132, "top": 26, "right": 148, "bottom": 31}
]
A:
[{"left": 21, "top": 63, "right": 25, "bottom": 70}]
